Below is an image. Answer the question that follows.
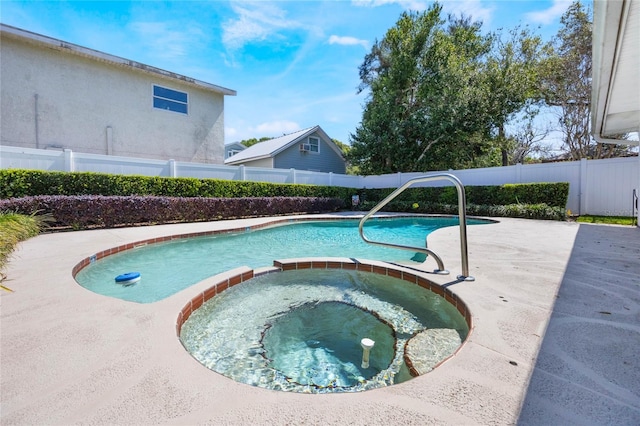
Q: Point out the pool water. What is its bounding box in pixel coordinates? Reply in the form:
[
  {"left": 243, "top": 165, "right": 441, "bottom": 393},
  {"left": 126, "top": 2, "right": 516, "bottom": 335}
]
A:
[
  {"left": 75, "top": 217, "right": 486, "bottom": 303},
  {"left": 261, "top": 301, "right": 396, "bottom": 388},
  {"left": 179, "top": 268, "right": 469, "bottom": 393}
]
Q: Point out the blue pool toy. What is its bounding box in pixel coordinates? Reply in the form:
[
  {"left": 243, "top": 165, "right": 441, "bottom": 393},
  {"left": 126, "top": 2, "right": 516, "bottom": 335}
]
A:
[{"left": 115, "top": 272, "right": 141, "bottom": 286}]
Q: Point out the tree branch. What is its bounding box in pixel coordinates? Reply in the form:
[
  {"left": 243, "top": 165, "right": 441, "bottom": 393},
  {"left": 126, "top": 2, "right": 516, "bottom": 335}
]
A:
[{"left": 414, "top": 134, "right": 445, "bottom": 168}]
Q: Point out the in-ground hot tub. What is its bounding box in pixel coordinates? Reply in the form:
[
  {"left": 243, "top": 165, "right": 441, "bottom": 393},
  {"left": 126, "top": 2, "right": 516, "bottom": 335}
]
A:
[{"left": 177, "top": 259, "right": 472, "bottom": 393}]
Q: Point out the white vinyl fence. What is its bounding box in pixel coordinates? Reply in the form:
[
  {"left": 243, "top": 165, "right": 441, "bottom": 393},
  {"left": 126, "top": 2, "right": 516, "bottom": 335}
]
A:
[{"left": 1, "top": 145, "right": 638, "bottom": 217}]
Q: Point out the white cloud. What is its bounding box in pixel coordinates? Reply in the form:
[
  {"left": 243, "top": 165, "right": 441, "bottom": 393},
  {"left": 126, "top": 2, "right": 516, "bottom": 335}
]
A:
[
  {"left": 254, "top": 120, "right": 301, "bottom": 136},
  {"left": 525, "top": 0, "right": 572, "bottom": 25},
  {"left": 353, "top": 0, "right": 428, "bottom": 11},
  {"left": 222, "top": 2, "right": 300, "bottom": 51},
  {"left": 355, "top": 0, "right": 495, "bottom": 22},
  {"left": 441, "top": 0, "right": 494, "bottom": 26},
  {"left": 328, "top": 35, "right": 369, "bottom": 49}
]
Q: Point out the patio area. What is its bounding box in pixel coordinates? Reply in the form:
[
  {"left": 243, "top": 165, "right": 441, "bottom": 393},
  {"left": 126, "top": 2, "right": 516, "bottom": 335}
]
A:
[{"left": 1, "top": 213, "right": 639, "bottom": 425}]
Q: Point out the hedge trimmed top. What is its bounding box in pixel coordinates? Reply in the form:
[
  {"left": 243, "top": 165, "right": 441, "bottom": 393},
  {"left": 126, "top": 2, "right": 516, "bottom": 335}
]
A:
[{"left": 0, "top": 169, "right": 569, "bottom": 208}]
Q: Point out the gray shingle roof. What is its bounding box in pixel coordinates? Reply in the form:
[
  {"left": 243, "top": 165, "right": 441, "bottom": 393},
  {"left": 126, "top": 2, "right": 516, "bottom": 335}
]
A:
[{"left": 224, "top": 126, "right": 319, "bottom": 164}]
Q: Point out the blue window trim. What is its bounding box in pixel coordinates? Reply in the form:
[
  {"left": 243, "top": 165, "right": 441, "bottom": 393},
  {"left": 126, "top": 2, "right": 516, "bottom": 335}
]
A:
[{"left": 153, "top": 85, "right": 188, "bottom": 114}]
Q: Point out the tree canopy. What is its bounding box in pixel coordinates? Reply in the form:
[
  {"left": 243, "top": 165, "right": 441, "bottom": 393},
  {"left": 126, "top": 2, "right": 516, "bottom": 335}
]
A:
[
  {"left": 347, "top": 1, "right": 633, "bottom": 174},
  {"left": 347, "top": 4, "right": 544, "bottom": 174},
  {"left": 238, "top": 137, "right": 272, "bottom": 148}
]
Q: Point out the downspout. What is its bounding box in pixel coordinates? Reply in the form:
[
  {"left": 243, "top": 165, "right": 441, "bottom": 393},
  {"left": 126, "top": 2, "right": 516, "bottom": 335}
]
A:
[
  {"left": 106, "top": 126, "right": 113, "bottom": 155},
  {"left": 34, "top": 94, "right": 40, "bottom": 149}
]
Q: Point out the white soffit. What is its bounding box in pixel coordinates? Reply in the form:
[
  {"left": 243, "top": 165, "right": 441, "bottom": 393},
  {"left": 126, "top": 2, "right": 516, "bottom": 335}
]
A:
[{"left": 592, "top": 0, "right": 640, "bottom": 144}]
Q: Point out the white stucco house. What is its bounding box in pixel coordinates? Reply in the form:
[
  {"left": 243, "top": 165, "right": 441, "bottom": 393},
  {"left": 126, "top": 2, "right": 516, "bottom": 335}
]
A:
[
  {"left": 224, "top": 126, "right": 346, "bottom": 174},
  {"left": 0, "top": 24, "right": 236, "bottom": 163}
]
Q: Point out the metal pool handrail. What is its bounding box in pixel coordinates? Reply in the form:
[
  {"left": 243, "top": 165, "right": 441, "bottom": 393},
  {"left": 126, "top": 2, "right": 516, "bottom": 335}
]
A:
[{"left": 358, "top": 173, "right": 474, "bottom": 281}]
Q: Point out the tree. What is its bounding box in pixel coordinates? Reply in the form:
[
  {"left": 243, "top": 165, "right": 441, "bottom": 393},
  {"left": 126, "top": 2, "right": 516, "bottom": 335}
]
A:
[
  {"left": 238, "top": 137, "right": 271, "bottom": 148},
  {"left": 331, "top": 139, "right": 350, "bottom": 156},
  {"left": 348, "top": 4, "right": 546, "bottom": 174},
  {"left": 349, "top": 5, "right": 498, "bottom": 174},
  {"left": 506, "top": 105, "right": 552, "bottom": 164},
  {"left": 484, "top": 26, "right": 544, "bottom": 165},
  {"left": 331, "top": 139, "right": 361, "bottom": 175},
  {"left": 540, "top": 1, "right": 591, "bottom": 160}
]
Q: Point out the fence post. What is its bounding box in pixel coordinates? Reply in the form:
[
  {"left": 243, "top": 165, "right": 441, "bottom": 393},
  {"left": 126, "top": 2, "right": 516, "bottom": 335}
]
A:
[
  {"left": 64, "top": 149, "right": 74, "bottom": 172},
  {"left": 579, "top": 158, "right": 588, "bottom": 215},
  {"left": 516, "top": 163, "right": 522, "bottom": 183},
  {"left": 290, "top": 168, "right": 296, "bottom": 184},
  {"left": 168, "top": 159, "right": 177, "bottom": 177},
  {"left": 329, "top": 172, "right": 333, "bottom": 186},
  {"left": 239, "top": 165, "right": 245, "bottom": 181}
]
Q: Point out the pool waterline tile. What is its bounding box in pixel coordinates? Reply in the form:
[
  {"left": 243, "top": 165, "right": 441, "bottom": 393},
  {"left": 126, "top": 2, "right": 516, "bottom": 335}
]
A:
[{"left": 176, "top": 258, "right": 472, "bottom": 342}]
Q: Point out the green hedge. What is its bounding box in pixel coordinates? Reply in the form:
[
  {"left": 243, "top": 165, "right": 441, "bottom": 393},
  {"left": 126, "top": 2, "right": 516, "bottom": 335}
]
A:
[
  {"left": 0, "top": 169, "right": 352, "bottom": 202},
  {"left": 0, "top": 170, "right": 569, "bottom": 221},
  {"left": 355, "top": 182, "right": 569, "bottom": 209}
]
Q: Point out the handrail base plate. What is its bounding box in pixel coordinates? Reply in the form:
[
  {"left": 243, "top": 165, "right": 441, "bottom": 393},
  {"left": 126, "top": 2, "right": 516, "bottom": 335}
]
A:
[{"left": 457, "top": 275, "right": 476, "bottom": 282}]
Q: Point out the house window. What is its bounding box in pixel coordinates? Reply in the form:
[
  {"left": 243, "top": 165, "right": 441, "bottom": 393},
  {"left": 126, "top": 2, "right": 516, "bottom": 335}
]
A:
[
  {"left": 227, "top": 149, "right": 241, "bottom": 158},
  {"left": 308, "top": 137, "right": 320, "bottom": 153},
  {"left": 153, "top": 85, "right": 188, "bottom": 114}
]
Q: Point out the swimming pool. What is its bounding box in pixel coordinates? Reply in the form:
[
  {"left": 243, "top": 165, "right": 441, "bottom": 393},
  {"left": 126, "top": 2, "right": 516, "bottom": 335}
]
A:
[{"left": 74, "top": 216, "right": 488, "bottom": 303}]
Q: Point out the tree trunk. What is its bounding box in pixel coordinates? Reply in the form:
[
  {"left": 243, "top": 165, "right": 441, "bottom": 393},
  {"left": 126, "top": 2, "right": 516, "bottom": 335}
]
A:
[{"left": 499, "top": 125, "right": 508, "bottom": 166}]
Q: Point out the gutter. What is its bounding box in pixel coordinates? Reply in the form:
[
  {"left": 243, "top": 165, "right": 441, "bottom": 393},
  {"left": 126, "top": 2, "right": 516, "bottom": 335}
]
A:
[{"left": 592, "top": 135, "right": 640, "bottom": 146}]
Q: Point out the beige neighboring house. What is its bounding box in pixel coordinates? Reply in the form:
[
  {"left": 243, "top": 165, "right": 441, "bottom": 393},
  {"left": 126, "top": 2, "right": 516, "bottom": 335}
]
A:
[{"left": 0, "top": 24, "right": 236, "bottom": 163}]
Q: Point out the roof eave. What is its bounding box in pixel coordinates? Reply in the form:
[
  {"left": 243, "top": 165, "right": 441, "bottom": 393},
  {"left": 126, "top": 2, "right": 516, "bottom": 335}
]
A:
[
  {"left": 0, "top": 24, "right": 237, "bottom": 97},
  {"left": 225, "top": 154, "right": 272, "bottom": 165},
  {"left": 591, "top": 0, "right": 639, "bottom": 144}
]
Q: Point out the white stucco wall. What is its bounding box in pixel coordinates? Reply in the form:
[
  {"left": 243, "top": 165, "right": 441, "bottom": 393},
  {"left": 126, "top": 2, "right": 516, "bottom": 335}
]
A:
[{"left": 1, "top": 33, "right": 228, "bottom": 163}]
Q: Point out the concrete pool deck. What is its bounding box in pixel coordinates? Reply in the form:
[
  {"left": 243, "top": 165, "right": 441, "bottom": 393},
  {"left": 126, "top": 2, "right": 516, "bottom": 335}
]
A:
[{"left": 1, "top": 213, "right": 639, "bottom": 425}]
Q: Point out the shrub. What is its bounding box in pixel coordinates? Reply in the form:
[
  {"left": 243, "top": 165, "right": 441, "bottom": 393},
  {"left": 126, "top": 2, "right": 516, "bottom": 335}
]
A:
[
  {"left": 0, "top": 212, "right": 42, "bottom": 273},
  {"left": 0, "top": 170, "right": 354, "bottom": 203},
  {"left": 356, "top": 182, "right": 569, "bottom": 210},
  {"left": 356, "top": 200, "right": 566, "bottom": 221},
  {"left": 0, "top": 196, "right": 345, "bottom": 229},
  {"left": 0, "top": 170, "right": 569, "bottom": 222}
]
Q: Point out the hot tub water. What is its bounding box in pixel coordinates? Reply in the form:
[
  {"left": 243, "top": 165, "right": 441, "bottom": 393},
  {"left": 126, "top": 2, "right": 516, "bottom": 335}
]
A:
[{"left": 180, "top": 268, "right": 468, "bottom": 393}]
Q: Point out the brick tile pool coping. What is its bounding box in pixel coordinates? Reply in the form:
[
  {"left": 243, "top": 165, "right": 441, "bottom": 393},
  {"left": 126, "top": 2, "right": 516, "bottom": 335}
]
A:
[{"left": 174, "top": 257, "right": 473, "bottom": 378}]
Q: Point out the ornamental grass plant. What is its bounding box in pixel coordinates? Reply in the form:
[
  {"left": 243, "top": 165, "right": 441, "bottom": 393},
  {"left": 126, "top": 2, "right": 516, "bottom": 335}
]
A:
[{"left": 0, "top": 212, "right": 42, "bottom": 277}]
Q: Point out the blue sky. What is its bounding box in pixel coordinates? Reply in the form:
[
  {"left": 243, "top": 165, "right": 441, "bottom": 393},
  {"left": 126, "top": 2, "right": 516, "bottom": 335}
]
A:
[{"left": 1, "top": 0, "right": 573, "bottom": 146}]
